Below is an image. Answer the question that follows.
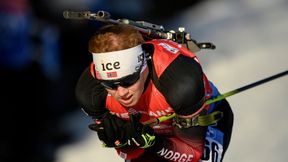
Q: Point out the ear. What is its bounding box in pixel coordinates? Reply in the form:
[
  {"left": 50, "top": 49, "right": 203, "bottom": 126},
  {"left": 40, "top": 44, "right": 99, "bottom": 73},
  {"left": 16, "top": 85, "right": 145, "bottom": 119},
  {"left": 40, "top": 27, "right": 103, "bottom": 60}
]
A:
[{"left": 90, "top": 63, "right": 102, "bottom": 79}]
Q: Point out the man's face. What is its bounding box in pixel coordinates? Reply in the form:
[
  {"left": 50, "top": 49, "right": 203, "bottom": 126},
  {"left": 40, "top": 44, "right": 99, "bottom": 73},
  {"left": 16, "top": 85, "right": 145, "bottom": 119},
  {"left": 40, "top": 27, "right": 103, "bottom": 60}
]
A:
[{"left": 106, "top": 67, "right": 148, "bottom": 107}]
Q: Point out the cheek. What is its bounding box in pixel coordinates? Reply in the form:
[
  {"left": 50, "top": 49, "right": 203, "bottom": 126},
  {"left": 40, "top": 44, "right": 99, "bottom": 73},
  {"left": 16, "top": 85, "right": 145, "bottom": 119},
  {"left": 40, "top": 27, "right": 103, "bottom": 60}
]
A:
[
  {"left": 131, "top": 78, "right": 146, "bottom": 97},
  {"left": 129, "top": 81, "right": 143, "bottom": 93}
]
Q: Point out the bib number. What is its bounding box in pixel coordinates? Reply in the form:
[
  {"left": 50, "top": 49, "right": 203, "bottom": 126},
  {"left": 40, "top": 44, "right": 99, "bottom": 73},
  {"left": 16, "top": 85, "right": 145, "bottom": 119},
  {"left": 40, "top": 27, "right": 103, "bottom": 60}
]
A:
[{"left": 201, "top": 127, "right": 224, "bottom": 162}]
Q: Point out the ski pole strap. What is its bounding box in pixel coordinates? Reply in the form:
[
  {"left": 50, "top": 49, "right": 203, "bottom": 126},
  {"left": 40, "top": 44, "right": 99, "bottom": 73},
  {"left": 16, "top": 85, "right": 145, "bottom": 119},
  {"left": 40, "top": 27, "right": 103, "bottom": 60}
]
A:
[
  {"left": 173, "top": 111, "right": 223, "bottom": 128},
  {"left": 140, "top": 133, "right": 156, "bottom": 149}
]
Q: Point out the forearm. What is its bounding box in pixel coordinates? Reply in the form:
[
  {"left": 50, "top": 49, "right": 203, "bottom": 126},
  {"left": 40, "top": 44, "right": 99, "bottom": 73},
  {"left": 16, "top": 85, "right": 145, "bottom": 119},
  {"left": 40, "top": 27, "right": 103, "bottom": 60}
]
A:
[
  {"left": 147, "top": 133, "right": 204, "bottom": 162},
  {"left": 116, "top": 136, "right": 203, "bottom": 162}
]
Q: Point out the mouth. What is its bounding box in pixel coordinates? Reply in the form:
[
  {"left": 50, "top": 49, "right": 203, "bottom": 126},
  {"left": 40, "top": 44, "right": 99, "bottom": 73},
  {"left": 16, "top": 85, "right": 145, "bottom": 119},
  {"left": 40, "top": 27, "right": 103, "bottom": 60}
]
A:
[{"left": 119, "top": 95, "right": 133, "bottom": 105}]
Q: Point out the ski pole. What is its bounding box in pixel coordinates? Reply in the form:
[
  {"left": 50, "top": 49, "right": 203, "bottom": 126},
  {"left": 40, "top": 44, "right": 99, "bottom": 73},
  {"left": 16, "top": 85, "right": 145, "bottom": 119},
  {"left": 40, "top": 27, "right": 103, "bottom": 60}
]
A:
[
  {"left": 206, "top": 70, "right": 287, "bottom": 104},
  {"left": 145, "top": 70, "right": 288, "bottom": 126}
]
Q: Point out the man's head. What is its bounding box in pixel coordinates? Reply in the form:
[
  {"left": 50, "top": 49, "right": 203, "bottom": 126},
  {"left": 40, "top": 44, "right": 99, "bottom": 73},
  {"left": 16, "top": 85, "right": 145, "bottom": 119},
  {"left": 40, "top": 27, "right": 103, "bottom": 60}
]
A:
[
  {"left": 89, "top": 24, "right": 149, "bottom": 107},
  {"left": 89, "top": 24, "right": 144, "bottom": 53}
]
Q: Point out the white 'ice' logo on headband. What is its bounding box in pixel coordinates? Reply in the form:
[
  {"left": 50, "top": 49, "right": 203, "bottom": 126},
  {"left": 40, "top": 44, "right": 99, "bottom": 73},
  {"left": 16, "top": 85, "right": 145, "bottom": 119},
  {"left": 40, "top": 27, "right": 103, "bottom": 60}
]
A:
[{"left": 92, "top": 45, "right": 144, "bottom": 80}]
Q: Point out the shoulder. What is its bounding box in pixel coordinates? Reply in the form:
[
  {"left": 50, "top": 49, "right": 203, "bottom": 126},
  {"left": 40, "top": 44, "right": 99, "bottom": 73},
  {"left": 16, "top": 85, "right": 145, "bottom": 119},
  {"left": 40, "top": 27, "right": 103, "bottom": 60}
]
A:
[
  {"left": 158, "top": 55, "right": 205, "bottom": 115},
  {"left": 143, "top": 40, "right": 205, "bottom": 115},
  {"left": 75, "top": 66, "right": 108, "bottom": 117},
  {"left": 145, "top": 39, "right": 198, "bottom": 77}
]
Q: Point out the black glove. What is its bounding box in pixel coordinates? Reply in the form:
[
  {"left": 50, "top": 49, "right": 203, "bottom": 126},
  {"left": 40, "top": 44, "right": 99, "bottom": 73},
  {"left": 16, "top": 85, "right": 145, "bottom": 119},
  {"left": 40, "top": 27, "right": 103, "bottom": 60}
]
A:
[
  {"left": 88, "top": 112, "right": 127, "bottom": 147},
  {"left": 124, "top": 113, "right": 156, "bottom": 149}
]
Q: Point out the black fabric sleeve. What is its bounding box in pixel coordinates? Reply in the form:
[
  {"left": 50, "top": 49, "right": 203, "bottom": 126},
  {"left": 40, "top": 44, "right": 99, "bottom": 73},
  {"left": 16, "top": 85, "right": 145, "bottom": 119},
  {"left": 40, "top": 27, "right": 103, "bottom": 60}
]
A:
[
  {"left": 158, "top": 55, "right": 205, "bottom": 115},
  {"left": 75, "top": 66, "right": 108, "bottom": 118}
]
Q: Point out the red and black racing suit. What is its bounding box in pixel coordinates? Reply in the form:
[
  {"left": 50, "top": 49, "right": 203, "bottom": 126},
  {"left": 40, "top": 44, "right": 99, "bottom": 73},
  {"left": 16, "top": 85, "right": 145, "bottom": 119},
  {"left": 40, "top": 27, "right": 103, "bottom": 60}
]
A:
[{"left": 75, "top": 40, "right": 234, "bottom": 162}]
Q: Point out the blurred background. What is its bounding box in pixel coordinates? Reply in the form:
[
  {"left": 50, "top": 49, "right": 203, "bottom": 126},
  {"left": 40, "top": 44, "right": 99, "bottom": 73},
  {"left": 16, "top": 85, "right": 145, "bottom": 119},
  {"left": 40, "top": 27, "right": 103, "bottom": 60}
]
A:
[{"left": 0, "top": 0, "right": 287, "bottom": 162}]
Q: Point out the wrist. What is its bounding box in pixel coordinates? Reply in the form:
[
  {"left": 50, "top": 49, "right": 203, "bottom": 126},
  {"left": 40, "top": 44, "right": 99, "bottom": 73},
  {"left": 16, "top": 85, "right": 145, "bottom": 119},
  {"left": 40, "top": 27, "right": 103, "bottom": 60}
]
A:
[
  {"left": 139, "top": 133, "right": 156, "bottom": 148},
  {"left": 144, "top": 134, "right": 164, "bottom": 152}
]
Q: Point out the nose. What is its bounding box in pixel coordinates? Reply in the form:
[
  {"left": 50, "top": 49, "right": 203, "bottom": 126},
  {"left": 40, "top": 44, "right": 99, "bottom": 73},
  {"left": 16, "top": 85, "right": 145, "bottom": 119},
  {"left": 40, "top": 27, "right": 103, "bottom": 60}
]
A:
[{"left": 116, "top": 86, "right": 129, "bottom": 97}]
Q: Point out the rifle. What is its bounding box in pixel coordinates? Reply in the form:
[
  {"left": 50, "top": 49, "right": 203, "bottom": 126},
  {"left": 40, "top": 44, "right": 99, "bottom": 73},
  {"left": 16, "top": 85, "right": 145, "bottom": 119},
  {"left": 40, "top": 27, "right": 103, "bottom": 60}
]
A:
[
  {"left": 63, "top": 10, "right": 216, "bottom": 53},
  {"left": 63, "top": 10, "right": 288, "bottom": 126}
]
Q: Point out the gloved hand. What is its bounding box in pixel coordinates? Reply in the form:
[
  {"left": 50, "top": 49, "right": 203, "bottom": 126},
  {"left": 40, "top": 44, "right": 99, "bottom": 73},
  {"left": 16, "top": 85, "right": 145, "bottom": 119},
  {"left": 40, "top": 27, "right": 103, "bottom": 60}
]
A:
[
  {"left": 88, "top": 112, "right": 127, "bottom": 147},
  {"left": 124, "top": 113, "right": 156, "bottom": 149}
]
